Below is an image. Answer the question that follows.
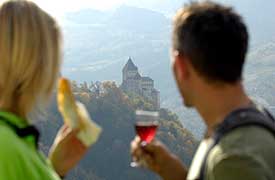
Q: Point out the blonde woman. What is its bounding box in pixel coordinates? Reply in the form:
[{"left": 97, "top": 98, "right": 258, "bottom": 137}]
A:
[{"left": 0, "top": 1, "right": 87, "bottom": 179}]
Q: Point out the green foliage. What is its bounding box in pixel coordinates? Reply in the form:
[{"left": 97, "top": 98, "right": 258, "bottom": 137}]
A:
[
  {"left": 37, "top": 81, "right": 198, "bottom": 180},
  {"left": 125, "top": 91, "right": 155, "bottom": 111}
]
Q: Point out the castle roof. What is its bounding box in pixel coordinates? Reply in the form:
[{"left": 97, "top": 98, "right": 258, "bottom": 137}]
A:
[
  {"left": 127, "top": 72, "right": 141, "bottom": 80},
  {"left": 152, "top": 88, "right": 160, "bottom": 93},
  {"left": 123, "top": 57, "right": 138, "bottom": 71},
  {"left": 141, "top": 76, "right": 153, "bottom": 82},
  {"left": 134, "top": 72, "right": 141, "bottom": 80}
]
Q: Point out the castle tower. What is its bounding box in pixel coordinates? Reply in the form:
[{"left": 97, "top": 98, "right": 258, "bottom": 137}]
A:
[
  {"left": 122, "top": 57, "right": 138, "bottom": 81},
  {"left": 121, "top": 57, "right": 141, "bottom": 94}
]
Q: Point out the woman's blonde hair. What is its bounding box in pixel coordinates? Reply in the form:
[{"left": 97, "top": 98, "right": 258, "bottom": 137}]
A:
[{"left": 0, "top": 0, "right": 61, "bottom": 119}]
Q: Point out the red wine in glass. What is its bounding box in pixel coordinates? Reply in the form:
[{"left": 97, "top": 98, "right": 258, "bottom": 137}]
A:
[
  {"left": 131, "top": 110, "right": 159, "bottom": 167},
  {"left": 135, "top": 121, "right": 158, "bottom": 143}
]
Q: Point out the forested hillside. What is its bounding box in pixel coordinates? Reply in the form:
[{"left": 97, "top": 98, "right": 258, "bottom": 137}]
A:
[{"left": 37, "top": 81, "right": 198, "bottom": 180}]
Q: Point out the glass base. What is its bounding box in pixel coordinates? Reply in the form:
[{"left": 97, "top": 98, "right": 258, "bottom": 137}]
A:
[{"left": 130, "top": 161, "right": 140, "bottom": 167}]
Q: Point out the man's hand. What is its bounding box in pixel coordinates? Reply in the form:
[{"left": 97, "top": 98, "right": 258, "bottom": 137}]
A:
[
  {"left": 49, "top": 125, "right": 88, "bottom": 177},
  {"left": 131, "top": 136, "right": 187, "bottom": 180}
]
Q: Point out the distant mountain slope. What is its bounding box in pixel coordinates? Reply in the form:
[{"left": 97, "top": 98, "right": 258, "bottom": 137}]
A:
[
  {"left": 62, "top": 5, "right": 170, "bottom": 83},
  {"left": 125, "top": 0, "right": 275, "bottom": 44},
  {"left": 109, "top": 5, "right": 169, "bottom": 33},
  {"left": 66, "top": 9, "right": 108, "bottom": 25},
  {"left": 244, "top": 40, "right": 275, "bottom": 107}
]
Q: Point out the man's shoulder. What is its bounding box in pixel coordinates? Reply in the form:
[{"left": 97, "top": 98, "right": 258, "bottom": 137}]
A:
[
  {"left": 216, "top": 126, "right": 275, "bottom": 152},
  {"left": 206, "top": 126, "right": 275, "bottom": 180},
  {"left": 209, "top": 126, "right": 275, "bottom": 163}
]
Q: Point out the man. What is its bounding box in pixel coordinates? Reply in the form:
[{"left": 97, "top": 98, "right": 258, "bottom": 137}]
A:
[{"left": 131, "top": 1, "right": 275, "bottom": 180}]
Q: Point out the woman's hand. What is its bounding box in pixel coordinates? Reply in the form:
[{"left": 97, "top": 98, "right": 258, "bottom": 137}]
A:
[
  {"left": 131, "top": 136, "right": 187, "bottom": 180},
  {"left": 49, "top": 125, "right": 88, "bottom": 177}
]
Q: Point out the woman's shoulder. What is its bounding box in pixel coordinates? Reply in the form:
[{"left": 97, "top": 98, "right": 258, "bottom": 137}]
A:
[
  {"left": 0, "top": 123, "right": 30, "bottom": 178},
  {"left": 0, "top": 122, "right": 36, "bottom": 168},
  {"left": 0, "top": 123, "right": 23, "bottom": 153},
  {"left": 0, "top": 123, "right": 61, "bottom": 180}
]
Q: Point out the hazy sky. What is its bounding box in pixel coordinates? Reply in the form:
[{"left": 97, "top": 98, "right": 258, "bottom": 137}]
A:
[
  {"left": 0, "top": 0, "right": 251, "bottom": 18},
  {"left": 32, "top": 0, "right": 251, "bottom": 18},
  {"left": 34, "top": 0, "right": 133, "bottom": 15},
  {"left": 33, "top": 0, "right": 187, "bottom": 17}
]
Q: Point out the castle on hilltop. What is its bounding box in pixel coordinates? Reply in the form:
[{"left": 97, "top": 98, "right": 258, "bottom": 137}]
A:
[{"left": 120, "top": 57, "right": 160, "bottom": 110}]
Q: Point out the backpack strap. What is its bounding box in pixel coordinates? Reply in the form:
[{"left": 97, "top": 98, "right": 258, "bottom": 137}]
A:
[
  {"left": 198, "top": 106, "right": 275, "bottom": 180},
  {"left": 0, "top": 115, "right": 40, "bottom": 149},
  {"left": 215, "top": 107, "right": 275, "bottom": 142}
]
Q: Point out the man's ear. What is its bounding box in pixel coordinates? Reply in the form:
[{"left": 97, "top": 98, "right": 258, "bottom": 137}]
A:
[{"left": 173, "top": 54, "right": 189, "bottom": 81}]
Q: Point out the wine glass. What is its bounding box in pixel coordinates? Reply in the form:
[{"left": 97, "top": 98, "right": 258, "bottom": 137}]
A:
[{"left": 130, "top": 110, "right": 159, "bottom": 167}]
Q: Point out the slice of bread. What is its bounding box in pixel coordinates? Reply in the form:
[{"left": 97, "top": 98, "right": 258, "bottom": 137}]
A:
[
  {"left": 57, "top": 78, "right": 102, "bottom": 147},
  {"left": 75, "top": 102, "right": 102, "bottom": 147},
  {"left": 57, "top": 78, "right": 79, "bottom": 129}
]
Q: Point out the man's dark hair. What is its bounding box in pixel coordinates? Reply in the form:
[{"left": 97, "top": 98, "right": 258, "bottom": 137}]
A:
[{"left": 173, "top": 1, "right": 249, "bottom": 83}]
